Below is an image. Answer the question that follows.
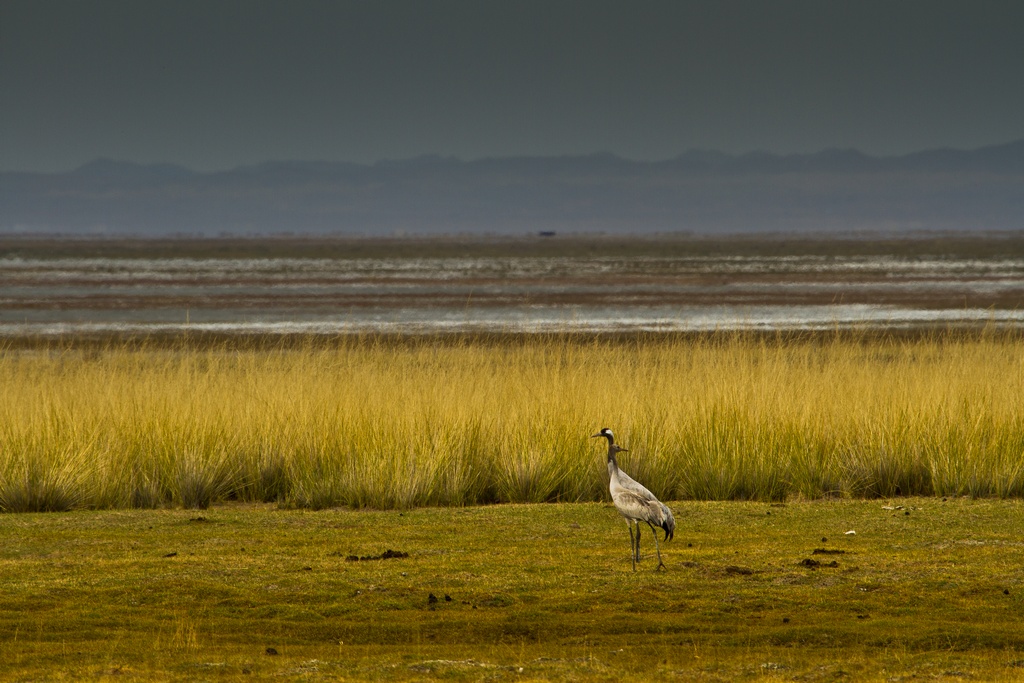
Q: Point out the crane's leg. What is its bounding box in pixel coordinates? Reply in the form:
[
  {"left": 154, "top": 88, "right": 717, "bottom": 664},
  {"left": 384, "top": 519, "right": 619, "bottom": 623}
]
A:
[
  {"left": 626, "top": 521, "right": 636, "bottom": 571},
  {"left": 646, "top": 521, "right": 666, "bottom": 570},
  {"left": 630, "top": 520, "right": 638, "bottom": 565}
]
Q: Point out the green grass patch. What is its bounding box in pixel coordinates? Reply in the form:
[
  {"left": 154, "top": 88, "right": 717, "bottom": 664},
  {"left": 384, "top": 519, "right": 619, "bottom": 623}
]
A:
[{"left": 2, "top": 499, "right": 1023, "bottom": 680}]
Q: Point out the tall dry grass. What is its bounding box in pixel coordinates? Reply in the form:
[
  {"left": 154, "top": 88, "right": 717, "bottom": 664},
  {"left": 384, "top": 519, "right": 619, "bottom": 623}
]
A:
[{"left": 2, "top": 333, "right": 1023, "bottom": 511}]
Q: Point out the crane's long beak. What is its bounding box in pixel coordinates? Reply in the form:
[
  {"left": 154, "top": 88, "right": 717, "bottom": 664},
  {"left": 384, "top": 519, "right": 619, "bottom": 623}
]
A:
[{"left": 590, "top": 432, "right": 603, "bottom": 438}]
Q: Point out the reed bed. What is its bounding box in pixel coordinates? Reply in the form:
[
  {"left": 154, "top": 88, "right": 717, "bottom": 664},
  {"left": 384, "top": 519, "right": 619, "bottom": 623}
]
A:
[{"left": 2, "top": 333, "right": 1023, "bottom": 511}]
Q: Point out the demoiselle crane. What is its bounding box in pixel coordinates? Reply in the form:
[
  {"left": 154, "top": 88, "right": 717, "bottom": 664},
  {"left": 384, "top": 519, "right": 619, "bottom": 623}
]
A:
[{"left": 592, "top": 428, "right": 675, "bottom": 571}]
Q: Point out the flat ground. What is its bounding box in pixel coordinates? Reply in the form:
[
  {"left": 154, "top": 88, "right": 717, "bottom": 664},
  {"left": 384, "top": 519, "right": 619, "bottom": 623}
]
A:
[{"left": 2, "top": 498, "right": 1024, "bottom": 681}]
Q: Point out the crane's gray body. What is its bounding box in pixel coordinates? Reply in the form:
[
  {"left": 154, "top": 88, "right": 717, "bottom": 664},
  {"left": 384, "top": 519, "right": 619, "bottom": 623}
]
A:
[
  {"left": 593, "top": 428, "right": 675, "bottom": 571},
  {"left": 608, "top": 465, "right": 675, "bottom": 537}
]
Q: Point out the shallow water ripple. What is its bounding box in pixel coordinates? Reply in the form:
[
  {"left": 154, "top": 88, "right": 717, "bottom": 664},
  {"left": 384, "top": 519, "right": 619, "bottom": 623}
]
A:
[{"left": 2, "top": 254, "right": 1023, "bottom": 335}]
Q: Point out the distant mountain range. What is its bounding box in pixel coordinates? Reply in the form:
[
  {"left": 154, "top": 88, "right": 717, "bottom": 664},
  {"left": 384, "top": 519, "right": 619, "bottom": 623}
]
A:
[{"left": 2, "top": 141, "right": 1023, "bottom": 235}]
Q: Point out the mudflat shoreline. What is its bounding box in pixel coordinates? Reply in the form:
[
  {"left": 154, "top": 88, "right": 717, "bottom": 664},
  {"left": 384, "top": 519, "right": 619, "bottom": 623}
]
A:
[{"left": 3, "top": 234, "right": 1024, "bottom": 338}]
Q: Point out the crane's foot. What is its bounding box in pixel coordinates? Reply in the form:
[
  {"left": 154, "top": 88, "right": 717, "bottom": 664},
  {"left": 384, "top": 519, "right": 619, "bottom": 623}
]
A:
[{"left": 656, "top": 561, "right": 667, "bottom": 571}]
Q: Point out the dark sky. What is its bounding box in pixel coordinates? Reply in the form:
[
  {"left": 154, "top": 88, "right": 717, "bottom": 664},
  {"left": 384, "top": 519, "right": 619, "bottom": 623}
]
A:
[{"left": 3, "top": 0, "right": 1024, "bottom": 172}]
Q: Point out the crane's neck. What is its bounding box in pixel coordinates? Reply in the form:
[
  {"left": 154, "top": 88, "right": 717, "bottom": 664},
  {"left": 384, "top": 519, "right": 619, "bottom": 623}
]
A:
[{"left": 606, "top": 444, "right": 620, "bottom": 478}]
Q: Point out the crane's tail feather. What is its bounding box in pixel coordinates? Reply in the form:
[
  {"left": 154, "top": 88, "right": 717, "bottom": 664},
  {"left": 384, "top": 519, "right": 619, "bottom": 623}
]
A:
[{"left": 660, "top": 503, "right": 676, "bottom": 541}]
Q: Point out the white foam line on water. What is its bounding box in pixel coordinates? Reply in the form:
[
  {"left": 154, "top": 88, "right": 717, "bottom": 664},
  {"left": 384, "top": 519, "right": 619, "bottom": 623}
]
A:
[
  {"left": 2, "top": 305, "right": 1022, "bottom": 336},
  {"left": 5, "top": 255, "right": 1024, "bottom": 281}
]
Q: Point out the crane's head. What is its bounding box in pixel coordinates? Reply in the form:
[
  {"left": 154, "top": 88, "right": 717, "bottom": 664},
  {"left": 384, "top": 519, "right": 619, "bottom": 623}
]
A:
[{"left": 591, "top": 428, "right": 624, "bottom": 450}]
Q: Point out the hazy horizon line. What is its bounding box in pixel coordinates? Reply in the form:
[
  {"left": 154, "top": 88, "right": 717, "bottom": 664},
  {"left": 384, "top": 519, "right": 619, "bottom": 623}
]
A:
[{"left": 6, "top": 138, "right": 1024, "bottom": 175}]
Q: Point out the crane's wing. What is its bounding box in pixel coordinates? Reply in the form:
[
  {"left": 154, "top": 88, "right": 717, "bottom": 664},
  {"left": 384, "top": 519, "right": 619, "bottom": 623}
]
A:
[
  {"left": 614, "top": 470, "right": 657, "bottom": 501},
  {"left": 612, "top": 488, "right": 673, "bottom": 540},
  {"left": 611, "top": 488, "right": 649, "bottom": 518},
  {"left": 610, "top": 471, "right": 675, "bottom": 540}
]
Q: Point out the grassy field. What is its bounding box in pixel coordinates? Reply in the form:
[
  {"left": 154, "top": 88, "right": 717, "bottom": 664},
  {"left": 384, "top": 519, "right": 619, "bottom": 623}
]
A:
[
  {"left": 1, "top": 498, "right": 1023, "bottom": 681},
  {"left": 2, "top": 332, "right": 1024, "bottom": 511},
  {"left": 4, "top": 333, "right": 1024, "bottom": 680}
]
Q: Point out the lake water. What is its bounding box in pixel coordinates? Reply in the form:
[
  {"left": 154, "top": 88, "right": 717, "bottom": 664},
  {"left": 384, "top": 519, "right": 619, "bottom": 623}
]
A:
[{"left": 2, "top": 254, "right": 1024, "bottom": 335}]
